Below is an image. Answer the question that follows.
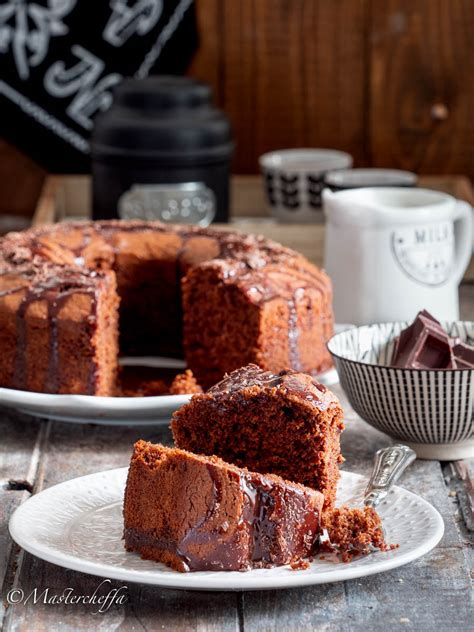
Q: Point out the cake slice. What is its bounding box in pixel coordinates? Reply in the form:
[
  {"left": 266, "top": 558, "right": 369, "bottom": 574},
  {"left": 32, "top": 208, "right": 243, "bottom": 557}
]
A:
[
  {"left": 171, "top": 364, "right": 344, "bottom": 509},
  {"left": 123, "top": 440, "right": 324, "bottom": 572}
]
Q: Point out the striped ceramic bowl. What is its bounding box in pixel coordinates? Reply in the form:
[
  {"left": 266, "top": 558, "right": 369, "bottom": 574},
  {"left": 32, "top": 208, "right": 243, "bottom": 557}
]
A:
[{"left": 327, "top": 321, "right": 474, "bottom": 460}]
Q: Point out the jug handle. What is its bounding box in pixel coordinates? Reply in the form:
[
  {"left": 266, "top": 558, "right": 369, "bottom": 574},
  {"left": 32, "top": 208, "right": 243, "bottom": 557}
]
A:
[{"left": 452, "top": 200, "right": 473, "bottom": 285}]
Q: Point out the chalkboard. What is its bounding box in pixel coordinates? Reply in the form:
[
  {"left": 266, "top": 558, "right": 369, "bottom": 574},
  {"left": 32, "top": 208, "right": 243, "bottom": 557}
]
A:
[{"left": 0, "top": 0, "right": 197, "bottom": 172}]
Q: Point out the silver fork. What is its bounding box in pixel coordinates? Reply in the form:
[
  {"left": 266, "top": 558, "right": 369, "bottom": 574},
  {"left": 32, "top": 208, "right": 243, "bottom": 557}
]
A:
[{"left": 320, "top": 444, "right": 417, "bottom": 553}]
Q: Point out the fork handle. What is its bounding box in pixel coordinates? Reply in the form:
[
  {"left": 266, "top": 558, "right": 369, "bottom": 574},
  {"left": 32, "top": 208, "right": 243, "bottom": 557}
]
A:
[{"left": 364, "top": 444, "right": 416, "bottom": 508}]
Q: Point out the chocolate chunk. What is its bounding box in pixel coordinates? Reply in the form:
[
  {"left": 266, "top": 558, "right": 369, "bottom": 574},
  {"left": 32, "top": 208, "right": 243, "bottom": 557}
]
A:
[
  {"left": 452, "top": 342, "right": 474, "bottom": 369},
  {"left": 391, "top": 310, "right": 474, "bottom": 370},
  {"left": 391, "top": 310, "right": 454, "bottom": 369}
]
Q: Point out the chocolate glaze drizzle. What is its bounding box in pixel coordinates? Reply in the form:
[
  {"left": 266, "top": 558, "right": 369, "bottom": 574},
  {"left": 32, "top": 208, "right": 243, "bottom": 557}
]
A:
[
  {"left": 215, "top": 261, "right": 328, "bottom": 373},
  {"left": 207, "top": 364, "right": 333, "bottom": 410},
  {"left": 0, "top": 267, "right": 102, "bottom": 393},
  {"left": 239, "top": 473, "right": 277, "bottom": 563},
  {"left": 173, "top": 464, "right": 225, "bottom": 570}
]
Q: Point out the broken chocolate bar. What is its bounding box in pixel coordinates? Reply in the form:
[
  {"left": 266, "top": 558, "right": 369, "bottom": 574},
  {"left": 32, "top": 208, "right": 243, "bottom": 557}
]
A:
[
  {"left": 391, "top": 310, "right": 474, "bottom": 370},
  {"left": 452, "top": 342, "right": 474, "bottom": 369},
  {"left": 391, "top": 310, "right": 454, "bottom": 369}
]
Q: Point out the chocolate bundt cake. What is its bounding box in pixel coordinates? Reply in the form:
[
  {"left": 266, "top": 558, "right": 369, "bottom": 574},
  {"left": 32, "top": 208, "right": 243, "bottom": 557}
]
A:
[
  {"left": 123, "top": 440, "right": 324, "bottom": 572},
  {"left": 0, "top": 221, "right": 333, "bottom": 394},
  {"left": 172, "top": 364, "right": 345, "bottom": 509}
]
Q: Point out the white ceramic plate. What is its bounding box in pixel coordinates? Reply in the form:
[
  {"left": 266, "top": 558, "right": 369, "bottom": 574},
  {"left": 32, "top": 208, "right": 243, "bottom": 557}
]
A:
[
  {"left": 0, "top": 387, "right": 192, "bottom": 426},
  {"left": 0, "top": 357, "right": 190, "bottom": 426},
  {"left": 9, "top": 468, "right": 444, "bottom": 591},
  {"left": 0, "top": 326, "right": 353, "bottom": 426}
]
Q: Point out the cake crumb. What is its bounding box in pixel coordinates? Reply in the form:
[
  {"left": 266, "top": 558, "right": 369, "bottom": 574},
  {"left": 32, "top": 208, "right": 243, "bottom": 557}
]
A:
[
  {"left": 321, "top": 505, "right": 398, "bottom": 562},
  {"left": 169, "top": 370, "right": 203, "bottom": 395},
  {"left": 118, "top": 378, "right": 168, "bottom": 397},
  {"left": 116, "top": 368, "right": 202, "bottom": 397},
  {"left": 290, "top": 558, "right": 310, "bottom": 570},
  {"left": 399, "top": 618, "right": 410, "bottom": 624}
]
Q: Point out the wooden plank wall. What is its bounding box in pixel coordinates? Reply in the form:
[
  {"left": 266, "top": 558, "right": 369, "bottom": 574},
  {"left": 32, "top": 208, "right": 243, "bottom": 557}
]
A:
[
  {"left": 189, "top": 0, "right": 474, "bottom": 174},
  {"left": 189, "top": 0, "right": 368, "bottom": 172},
  {"left": 370, "top": 0, "right": 474, "bottom": 175},
  {"left": 3, "top": 0, "right": 474, "bottom": 215}
]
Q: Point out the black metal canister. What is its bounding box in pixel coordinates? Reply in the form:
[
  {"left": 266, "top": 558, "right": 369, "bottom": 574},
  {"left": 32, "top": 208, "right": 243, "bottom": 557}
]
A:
[{"left": 91, "top": 76, "right": 234, "bottom": 224}]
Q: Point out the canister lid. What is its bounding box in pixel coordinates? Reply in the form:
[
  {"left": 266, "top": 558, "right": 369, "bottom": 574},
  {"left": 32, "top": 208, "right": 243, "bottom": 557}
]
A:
[{"left": 91, "top": 76, "right": 233, "bottom": 163}]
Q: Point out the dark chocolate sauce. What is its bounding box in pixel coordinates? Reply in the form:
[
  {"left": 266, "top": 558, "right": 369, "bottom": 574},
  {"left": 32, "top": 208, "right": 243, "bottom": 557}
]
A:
[
  {"left": 161, "top": 465, "right": 279, "bottom": 570},
  {"left": 208, "top": 364, "right": 284, "bottom": 394},
  {"left": 239, "top": 473, "right": 276, "bottom": 562},
  {"left": 47, "top": 300, "right": 60, "bottom": 393},
  {"left": 14, "top": 296, "right": 28, "bottom": 389}
]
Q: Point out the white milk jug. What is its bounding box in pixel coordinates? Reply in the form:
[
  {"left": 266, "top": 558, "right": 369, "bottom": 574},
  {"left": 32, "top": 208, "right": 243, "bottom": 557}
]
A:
[{"left": 323, "top": 187, "right": 473, "bottom": 325}]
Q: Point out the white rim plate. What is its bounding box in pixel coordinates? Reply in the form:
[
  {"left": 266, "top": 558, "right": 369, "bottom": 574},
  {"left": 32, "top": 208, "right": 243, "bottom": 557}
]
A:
[
  {"left": 0, "top": 325, "right": 354, "bottom": 425},
  {"left": 0, "top": 389, "right": 192, "bottom": 425},
  {"left": 9, "top": 468, "right": 444, "bottom": 591},
  {"left": 0, "top": 356, "right": 190, "bottom": 425}
]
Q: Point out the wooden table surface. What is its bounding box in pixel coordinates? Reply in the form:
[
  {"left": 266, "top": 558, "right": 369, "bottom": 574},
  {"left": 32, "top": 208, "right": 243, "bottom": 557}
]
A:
[{"left": 1, "top": 177, "right": 473, "bottom": 631}]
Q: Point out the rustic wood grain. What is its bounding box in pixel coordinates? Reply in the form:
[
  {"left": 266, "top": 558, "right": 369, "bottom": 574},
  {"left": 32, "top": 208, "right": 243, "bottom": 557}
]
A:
[
  {"left": 240, "top": 545, "right": 472, "bottom": 631},
  {"left": 187, "top": 0, "right": 223, "bottom": 103},
  {"left": 370, "top": 1, "right": 474, "bottom": 176},
  {"left": 442, "top": 460, "right": 474, "bottom": 588},
  {"left": 219, "top": 0, "right": 367, "bottom": 173},
  {"left": 0, "top": 413, "right": 45, "bottom": 629},
  {"left": 5, "top": 553, "right": 240, "bottom": 632},
  {"left": 0, "top": 141, "right": 45, "bottom": 218}
]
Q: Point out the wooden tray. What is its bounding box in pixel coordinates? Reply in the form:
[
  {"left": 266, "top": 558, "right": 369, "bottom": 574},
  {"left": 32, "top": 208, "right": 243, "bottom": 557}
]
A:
[{"left": 33, "top": 174, "right": 474, "bottom": 280}]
